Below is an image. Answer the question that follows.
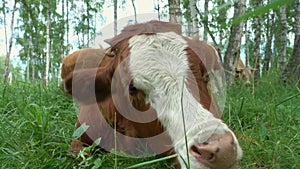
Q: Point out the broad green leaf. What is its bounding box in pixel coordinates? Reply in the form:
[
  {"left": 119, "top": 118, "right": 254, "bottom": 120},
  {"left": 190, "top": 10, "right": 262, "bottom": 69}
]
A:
[
  {"left": 72, "top": 122, "right": 90, "bottom": 139},
  {"left": 232, "top": 0, "right": 294, "bottom": 24}
]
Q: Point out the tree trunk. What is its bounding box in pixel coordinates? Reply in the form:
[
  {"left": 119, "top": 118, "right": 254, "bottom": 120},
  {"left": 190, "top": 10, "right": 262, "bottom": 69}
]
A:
[
  {"left": 223, "top": 0, "right": 246, "bottom": 84},
  {"left": 45, "top": 0, "right": 51, "bottom": 87},
  {"left": 86, "top": 1, "right": 90, "bottom": 44},
  {"left": 203, "top": 0, "right": 209, "bottom": 41},
  {"left": 26, "top": 28, "right": 32, "bottom": 82},
  {"left": 66, "top": 0, "right": 69, "bottom": 54},
  {"left": 131, "top": 0, "right": 137, "bottom": 23},
  {"left": 60, "top": 0, "right": 65, "bottom": 58},
  {"left": 283, "top": 0, "right": 300, "bottom": 82},
  {"left": 2, "top": 0, "right": 17, "bottom": 83},
  {"left": 154, "top": 0, "right": 161, "bottom": 20},
  {"left": 244, "top": 20, "right": 249, "bottom": 67},
  {"left": 279, "top": 6, "right": 287, "bottom": 71},
  {"left": 217, "top": 0, "right": 227, "bottom": 49},
  {"left": 114, "top": 0, "right": 118, "bottom": 36},
  {"left": 252, "top": 0, "right": 263, "bottom": 79},
  {"left": 189, "top": 0, "right": 199, "bottom": 38},
  {"left": 271, "top": 12, "right": 278, "bottom": 70},
  {"left": 263, "top": 11, "right": 275, "bottom": 72},
  {"left": 168, "top": 0, "right": 181, "bottom": 24}
]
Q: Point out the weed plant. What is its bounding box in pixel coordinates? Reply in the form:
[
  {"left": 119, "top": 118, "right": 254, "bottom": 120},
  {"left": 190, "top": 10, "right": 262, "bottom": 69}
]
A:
[{"left": 0, "top": 71, "right": 299, "bottom": 168}]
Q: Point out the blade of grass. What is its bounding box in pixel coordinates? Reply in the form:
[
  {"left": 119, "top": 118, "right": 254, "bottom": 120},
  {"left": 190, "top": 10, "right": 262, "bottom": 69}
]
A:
[
  {"left": 114, "top": 111, "right": 118, "bottom": 169},
  {"left": 180, "top": 77, "right": 190, "bottom": 169},
  {"left": 125, "top": 154, "right": 178, "bottom": 169},
  {"left": 275, "top": 92, "right": 300, "bottom": 107}
]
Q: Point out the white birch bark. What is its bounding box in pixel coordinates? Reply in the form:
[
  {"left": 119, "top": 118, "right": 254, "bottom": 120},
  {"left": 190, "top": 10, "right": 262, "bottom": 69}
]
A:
[
  {"left": 45, "top": 0, "right": 51, "bottom": 87},
  {"left": 131, "top": 0, "right": 137, "bottom": 23},
  {"left": 223, "top": 0, "right": 246, "bottom": 84},
  {"left": 189, "top": 0, "right": 199, "bottom": 38},
  {"left": 168, "top": 0, "right": 182, "bottom": 24},
  {"left": 2, "top": 0, "right": 17, "bottom": 83},
  {"left": 279, "top": 6, "right": 287, "bottom": 71},
  {"left": 114, "top": 0, "right": 117, "bottom": 36},
  {"left": 253, "top": 0, "right": 262, "bottom": 79}
]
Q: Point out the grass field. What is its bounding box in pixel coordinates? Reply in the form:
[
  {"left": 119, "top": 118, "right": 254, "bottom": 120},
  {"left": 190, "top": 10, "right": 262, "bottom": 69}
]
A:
[{"left": 0, "top": 71, "right": 299, "bottom": 169}]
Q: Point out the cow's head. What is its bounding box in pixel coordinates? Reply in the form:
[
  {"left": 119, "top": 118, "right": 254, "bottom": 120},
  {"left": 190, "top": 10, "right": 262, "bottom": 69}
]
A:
[
  {"left": 235, "top": 59, "right": 256, "bottom": 85},
  {"left": 63, "top": 21, "right": 242, "bottom": 169}
]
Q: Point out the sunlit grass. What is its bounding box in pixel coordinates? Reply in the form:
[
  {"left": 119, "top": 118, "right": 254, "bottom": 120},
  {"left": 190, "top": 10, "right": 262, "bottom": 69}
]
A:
[{"left": 0, "top": 71, "right": 299, "bottom": 168}]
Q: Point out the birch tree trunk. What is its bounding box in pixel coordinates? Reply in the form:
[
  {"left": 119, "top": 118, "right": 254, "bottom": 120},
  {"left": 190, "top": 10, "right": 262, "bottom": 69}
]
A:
[
  {"left": 271, "top": 12, "right": 278, "bottom": 70},
  {"left": 131, "top": 0, "right": 137, "bottom": 23},
  {"left": 203, "top": 0, "right": 209, "bottom": 41},
  {"left": 26, "top": 28, "right": 32, "bottom": 82},
  {"left": 66, "top": 0, "right": 69, "bottom": 54},
  {"left": 114, "top": 0, "right": 118, "bottom": 36},
  {"left": 60, "top": 0, "right": 65, "bottom": 59},
  {"left": 224, "top": 0, "right": 246, "bottom": 84},
  {"left": 86, "top": 1, "right": 90, "bottom": 43},
  {"left": 45, "top": 0, "right": 51, "bottom": 87},
  {"left": 244, "top": 20, "right": 250, "bottom": 67},
  {"left": 252, "top": 0, "right": 262, "bottom": 79},
  {"left": 189, "top": 0, "right": 199, "bottom": 38},
  {"left": 154, "top": 0, "right": 161, "bottom": 20},
  {"left": 2, "top": 0, "right": 17, "bottom": 83},
  {"left": 168, "top": 0, "right": 182, "bottom": 24},
  {"left": 283, "top": 0, "right": 300, "bottom": 81},
  {"left": 263, "top": 11, "right": 275, "bottom": 72},
  {"left": 279, "top": 5, "right": 287, "bottom": 71}
]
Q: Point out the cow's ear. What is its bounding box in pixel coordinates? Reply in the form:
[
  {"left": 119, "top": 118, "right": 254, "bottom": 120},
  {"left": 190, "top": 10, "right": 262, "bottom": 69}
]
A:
[
  {"left": 250, "top": 68, "right": 257, "bottom": 73},
  {"left": 61, "top": 48, "right": 106, "bottom": 79},
  {"left": 63, "top": 67, "right": 113, "bottom": 104}
]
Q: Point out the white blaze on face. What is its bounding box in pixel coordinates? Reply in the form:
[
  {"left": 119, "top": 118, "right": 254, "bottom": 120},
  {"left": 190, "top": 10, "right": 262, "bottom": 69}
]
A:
[{"left": 128, "top": 32, "right": 242, "bottom": 169}]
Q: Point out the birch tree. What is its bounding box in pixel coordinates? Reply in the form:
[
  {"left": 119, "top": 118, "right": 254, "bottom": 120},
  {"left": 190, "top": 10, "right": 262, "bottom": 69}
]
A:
[
  {"left": 131, "top": 0, "right": 137, "bottom": 23},
  {"left": 189, "top": 0, "right": 199, "bottom": 38},
  {"left": 114, "top": 0, "right": 117, "bottom": 35},
  {"left": 2, "top": 0, "right": 17, "bottom": 83},
  {"left": 168, "top": 0, "right": 181, "bottom": 24},
  {"left": 263, "top": 10, "right": 275, "bottom": 72},
  {"left": 252, "top": 0, "right": 263, "bottom": 79},
  {"left": 244, "top": 20, "right": 250, "bottom": 67},
  {"left": 279, "top": 5, "right": 287, "bottom": 71},
  {"left": 203, "top": 0, "right": 209, "bottom": 41},
  {"left": 44, "top": 0, "right": 51, "bottom": 87},
  {"left": 223, "top": 0, "right": 246, "bottom": 84},
  {"left": 283, "top": 0, "right": 300, "bottom": 81}
]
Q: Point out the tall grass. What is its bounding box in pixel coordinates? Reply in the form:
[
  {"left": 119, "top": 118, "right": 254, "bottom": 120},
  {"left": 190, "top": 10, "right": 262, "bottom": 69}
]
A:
[
  {"left": 224, "top": 71, "right": 300, "bottom": 169},
  {"left": 0, "top": 71, "right": 299, "bottom": 168}
]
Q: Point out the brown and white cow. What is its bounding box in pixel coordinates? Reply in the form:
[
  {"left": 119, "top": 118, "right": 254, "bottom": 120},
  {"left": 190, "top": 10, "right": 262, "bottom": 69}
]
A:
[
  {"left": 62, "top": 21, "right": 242, "bottom": 169},
  {"left": 235, "top": 59, "right": 256, "bottom": 84}
]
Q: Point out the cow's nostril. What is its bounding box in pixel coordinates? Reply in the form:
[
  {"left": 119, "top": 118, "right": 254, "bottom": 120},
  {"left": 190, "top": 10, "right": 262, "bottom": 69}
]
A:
[
  {"left": 190, "top": 145, "right": 216, "bottom": 161},
  {"left": 202, "top": 141, "right": 209, "bottom": 145}
]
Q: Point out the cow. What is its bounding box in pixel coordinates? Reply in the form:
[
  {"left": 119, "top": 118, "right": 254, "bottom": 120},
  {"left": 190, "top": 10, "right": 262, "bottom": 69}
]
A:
[
  {"left": 235, "top": 58, "right": 256, "bottom": 84},
  {"left": 62, "top": 21, "right": 242, "bottom": 169}
]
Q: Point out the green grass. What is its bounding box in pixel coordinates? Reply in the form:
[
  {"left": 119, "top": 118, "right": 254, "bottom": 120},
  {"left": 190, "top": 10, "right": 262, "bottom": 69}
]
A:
[{"left": 0, "top": 71, "right": 299, "bottom": 168}]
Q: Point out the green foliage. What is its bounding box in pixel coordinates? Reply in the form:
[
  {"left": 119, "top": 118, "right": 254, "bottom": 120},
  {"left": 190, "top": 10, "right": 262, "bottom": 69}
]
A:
[{"left": 232, "top": 0, "right": 295, "bottom": 25}]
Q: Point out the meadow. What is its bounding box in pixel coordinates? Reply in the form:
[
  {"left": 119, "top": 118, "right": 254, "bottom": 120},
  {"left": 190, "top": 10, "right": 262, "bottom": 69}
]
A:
[{"left": 0, "top": 71, "right": 299, "bottom": 169}]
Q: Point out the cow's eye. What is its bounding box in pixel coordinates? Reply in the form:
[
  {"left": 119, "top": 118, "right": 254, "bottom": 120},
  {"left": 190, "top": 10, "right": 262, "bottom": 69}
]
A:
[{"left": 129, "top": 83, "right": 137, "bottom": 93}]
